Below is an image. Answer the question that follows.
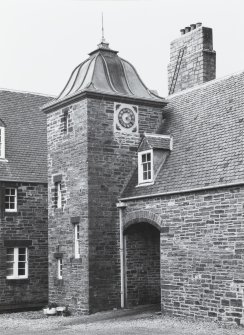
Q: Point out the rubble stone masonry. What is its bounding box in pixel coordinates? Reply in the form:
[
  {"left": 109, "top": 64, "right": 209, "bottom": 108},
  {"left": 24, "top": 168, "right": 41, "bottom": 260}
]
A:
[
  {"left": 0, "top": 182, "right": 48, "bottom": 310},
  {"left": 47, "top": 96, "right": 164, "bottom": 313},
  {"left": 168, "top": 26, "right": 216, "bottom": 94},
  {"left": 87, "top": 98, "right": 163, "bottom": 312},
  {"left": 47, "top": 99, "right": 89, "bottom": 313},
  {"left": 123, "top": 186, "right": 244, "bottom": 325}
]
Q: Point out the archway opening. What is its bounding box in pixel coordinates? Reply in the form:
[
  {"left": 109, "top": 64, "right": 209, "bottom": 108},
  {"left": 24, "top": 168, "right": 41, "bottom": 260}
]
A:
[{"left": 124, "top": 222, "right": 160, "bottom": 307}]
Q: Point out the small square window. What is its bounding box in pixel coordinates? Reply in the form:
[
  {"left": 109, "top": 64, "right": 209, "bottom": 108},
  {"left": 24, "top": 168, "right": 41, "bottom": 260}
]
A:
[
  {"left": 138, "top": 150, "right": 153, "bottom": 185},
  {"left": 5, "top": 188, "right": 17, "bottom": 212},
  {"left": 6, "top": 247, "right": 28, "bottom": 279}
]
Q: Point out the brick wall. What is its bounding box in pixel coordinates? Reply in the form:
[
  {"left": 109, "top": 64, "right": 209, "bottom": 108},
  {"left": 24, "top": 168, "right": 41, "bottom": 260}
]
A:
[
  {"left": 124, "top": 222, "right": 160, "bottom": 307},
  {"left": 0, "top": 182, "right": 48, "bottom": 310},
  {"left": 168, "top": 26, "right": 216, "bottom": 94},
  {"left": 122, "top": 186, "right": 244, "bottom": 325}
]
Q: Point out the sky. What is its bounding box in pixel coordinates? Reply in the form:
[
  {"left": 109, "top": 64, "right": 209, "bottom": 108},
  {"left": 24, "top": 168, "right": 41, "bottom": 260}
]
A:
[{"left": 0, "top": 0, "right": 244, "bottom": 97}]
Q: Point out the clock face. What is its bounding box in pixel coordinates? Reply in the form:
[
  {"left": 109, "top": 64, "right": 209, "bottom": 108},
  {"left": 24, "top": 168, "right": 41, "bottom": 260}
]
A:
[{"left": 118, "top": 108, "right": 135, "bottom": 129}]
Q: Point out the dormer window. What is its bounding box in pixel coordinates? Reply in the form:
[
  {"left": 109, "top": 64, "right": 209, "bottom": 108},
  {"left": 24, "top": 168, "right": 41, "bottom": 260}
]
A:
[
  {"left": 138, "top": 150, "right": 154, "bottom": 184},
  {"left": 0, "top": 126, "right": 5, "bottom": 159},
  {"left": 137, "top": 134, "right": 173, "bottom": 187}
]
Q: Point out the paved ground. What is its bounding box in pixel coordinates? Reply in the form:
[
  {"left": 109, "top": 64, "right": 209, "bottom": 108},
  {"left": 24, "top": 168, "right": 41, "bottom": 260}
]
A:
[{"left": 0, "top": 305, "right": 242, "bottom": 335}]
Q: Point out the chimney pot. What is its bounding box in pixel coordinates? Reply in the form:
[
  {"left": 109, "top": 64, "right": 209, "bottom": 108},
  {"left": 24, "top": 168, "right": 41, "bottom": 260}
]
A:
[
  {"left": 190, "top": 24, "right": 196, "bottom": 30},
  {"left": 196, "top": 22, "right": 202, "bottom": 28},
  {"left": 185, "top": 26, "right": 191, "bottom": 33},
  {"left": 180, "top": 29, "right": 185, "bottom": 35}
]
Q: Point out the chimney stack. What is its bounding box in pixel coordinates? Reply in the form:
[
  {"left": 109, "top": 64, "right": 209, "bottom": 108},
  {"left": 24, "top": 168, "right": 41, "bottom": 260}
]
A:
[{"left": 168, "top": 23, "right": 216, "bottom": 94}]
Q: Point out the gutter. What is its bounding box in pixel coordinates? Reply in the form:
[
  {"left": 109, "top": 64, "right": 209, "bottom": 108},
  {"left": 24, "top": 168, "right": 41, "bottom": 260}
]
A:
[
  {"left": 119, "top": 181, "right": 244, "bottom": 202},
  {"left": 42, "top": 90, "right": 167, "bottom": 113}
]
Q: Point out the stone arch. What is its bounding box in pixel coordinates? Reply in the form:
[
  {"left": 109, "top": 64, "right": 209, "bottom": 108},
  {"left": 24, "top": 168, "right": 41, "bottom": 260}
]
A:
[
  {"left": 123, "top": 210, "right": 163, "bottom": 307},
  {"left": 123, "top": 210, "right": 167, "bottom": 233}
]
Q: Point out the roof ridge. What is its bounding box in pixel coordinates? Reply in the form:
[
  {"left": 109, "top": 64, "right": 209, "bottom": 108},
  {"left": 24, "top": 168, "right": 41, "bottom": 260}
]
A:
[{"left": 0, "top": 87, "right": 55, "bottom": 98}]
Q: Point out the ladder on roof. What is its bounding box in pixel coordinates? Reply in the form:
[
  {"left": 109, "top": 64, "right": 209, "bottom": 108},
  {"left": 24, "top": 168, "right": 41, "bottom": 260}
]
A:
[{"left": 168, "top": 46, "right": 185, "bottom": 95}]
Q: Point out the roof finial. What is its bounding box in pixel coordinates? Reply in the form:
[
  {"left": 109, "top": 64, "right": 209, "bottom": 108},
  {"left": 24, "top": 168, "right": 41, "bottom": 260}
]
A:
[
  {"left": 101, "top": 12, "right": 105, "bottom": 43},
  {"left": 97, "top": 12, "right": 109, "bottom": 49}
]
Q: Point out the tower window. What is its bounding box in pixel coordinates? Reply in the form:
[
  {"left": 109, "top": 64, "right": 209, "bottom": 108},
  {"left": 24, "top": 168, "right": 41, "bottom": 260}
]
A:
[
  {"left": 6, "top": 247, "right": 28, "bottom": 279},
  {"left": 74, "top": 224, "right": 80, "bottom": 259},
  {"left": 138, "top": 150, "right": 154, "bottom": 184},
  {"left": 55, "top": 182, "right": 62, "bottom": 208},
  {"left": 63, "top": 111, "right": 68, "bottom": 133},
  {"left": 0, "top": 126, "right": 5, "bottom": 159},
  {"left": 5, "top": 188, "right": 17, "bottom": 212},
  {"left": 57, "top": 258, "right": 63, "bottom": 279}
]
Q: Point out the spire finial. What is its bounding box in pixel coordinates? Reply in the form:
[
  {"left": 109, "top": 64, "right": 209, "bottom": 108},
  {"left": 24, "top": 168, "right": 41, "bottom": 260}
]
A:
[
  {"left": 97, "top": 12, "right": 110, "bottom": 50},
  {"left": 101, "top": 12, "right": 105, "bottom": 43}
]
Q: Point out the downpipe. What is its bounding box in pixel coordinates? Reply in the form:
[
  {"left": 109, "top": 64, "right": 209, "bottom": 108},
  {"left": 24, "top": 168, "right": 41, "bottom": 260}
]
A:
[{"left": 116, "top": 201, "right": 127, "bottom": 309}]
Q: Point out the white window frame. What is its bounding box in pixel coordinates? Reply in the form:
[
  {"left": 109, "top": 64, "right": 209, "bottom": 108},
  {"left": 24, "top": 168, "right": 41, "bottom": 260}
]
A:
[
  {"left": 74, "top": 224, "right": 80, "bottom": 259},
  {"left": 6, "top": 247, "right": 28, "bottom": 279},
  {"left": 58, "top": 258, "right": 63, "bottom": 279},
  {"left": 138, "top": 149, "right": 154, "bottom": 185},
  {"left": 0, "top": 126, "right": 5, "bottom": 159},
  {"left": 5, "top": 188, "right": 17, "bottom": 212},
  {"left": 56, "top": 182, "right": 62, "bottom": 208}
]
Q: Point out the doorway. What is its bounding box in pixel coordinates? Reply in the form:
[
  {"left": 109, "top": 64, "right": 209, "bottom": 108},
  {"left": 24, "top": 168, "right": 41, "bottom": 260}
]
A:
[{"left": 124, "top": 222, "right": 160, "bottom": 307}]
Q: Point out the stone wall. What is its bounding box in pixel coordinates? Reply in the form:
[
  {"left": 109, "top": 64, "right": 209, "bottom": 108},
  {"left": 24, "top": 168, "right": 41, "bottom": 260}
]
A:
[
  {"left": 47, "top": 100, "right": 89, "bottom": 313},
  {"left": 124, "top": 222, "right": 160, "bottom": 306},
  {"left": 0, "top": 182, "right": 48, "bottom": 310},
  {"left": 47, "top": 96, "right": 164, "bottom": 313},
  {"left": 168, "top": 26, "right": 216, "bottom": 94},
  {"left": 122, "top": 185, "right": 244, "bottom": 325},
  {"left": 87, "top": 98, "right": 163, "bottom": 312}
]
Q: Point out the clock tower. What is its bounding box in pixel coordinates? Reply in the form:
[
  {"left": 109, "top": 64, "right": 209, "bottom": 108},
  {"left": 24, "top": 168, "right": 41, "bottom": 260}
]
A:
[{"left": 43, "top": 40, "right": 166, "bottom": 313}]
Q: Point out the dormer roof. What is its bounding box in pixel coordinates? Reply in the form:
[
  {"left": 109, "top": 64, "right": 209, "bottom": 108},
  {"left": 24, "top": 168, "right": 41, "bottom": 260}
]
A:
[{"left": 138, "top": 134, "right": 173, "bottom": 152}]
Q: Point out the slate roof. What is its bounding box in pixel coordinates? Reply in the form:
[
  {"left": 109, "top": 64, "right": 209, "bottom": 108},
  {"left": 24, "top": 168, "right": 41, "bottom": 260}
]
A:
[
  {"left": 44, "top": 41, "right": 165, "bottom": 110},
  {"left": 138, "top": 134, "right": 172, "bottom": 152},
  {"left": 122, "top": 71, "right": 244, "bottom": 198},
  {"left": 0, "top": 89, "right": 53, "bottom": 183}
]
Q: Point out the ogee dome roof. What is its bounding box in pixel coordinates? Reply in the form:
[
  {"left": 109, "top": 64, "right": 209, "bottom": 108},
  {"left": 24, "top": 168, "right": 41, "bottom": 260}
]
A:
[{"left": 44, "top": 41, "right": 165, "bottom": 110}]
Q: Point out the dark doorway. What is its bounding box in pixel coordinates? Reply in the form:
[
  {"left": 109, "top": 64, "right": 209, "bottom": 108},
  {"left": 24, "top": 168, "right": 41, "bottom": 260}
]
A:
[{"left": 124, "top": 222, "right": 160, "bottom": 307}]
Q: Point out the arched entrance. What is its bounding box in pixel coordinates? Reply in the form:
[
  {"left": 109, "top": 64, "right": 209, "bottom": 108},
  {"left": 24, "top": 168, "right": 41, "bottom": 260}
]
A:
[{"left": 123, "top": 222, "right": 160, "bottom": 307}]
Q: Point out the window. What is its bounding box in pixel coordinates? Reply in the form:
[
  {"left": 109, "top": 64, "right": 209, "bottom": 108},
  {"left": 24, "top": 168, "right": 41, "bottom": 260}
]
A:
[
  {"left": 74, "top": 224, "right": 80, "bottom": 259},
  {"left": 61, "top": 107, "right": 70, "bottom": 134},
  {"left": 55, "top": 182, "right": 62, "bottom": 208},
  {"left": 5, "top": 188, "right": 17, "bottom": 212},
  {"left": 6, "top": 247, "right": 28, "bottom": 279},
  {"left": 57, "top": 258, "right": 63, "bottom": 279},
  {"left": 138, "top": 150, "right": 153, "bottom": 184},
  {"left": 0, "top": 126, "right": 5, "bottom": 159},
  {"left": 63, "top": 111, "right": 68, "bottom": 133}
]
